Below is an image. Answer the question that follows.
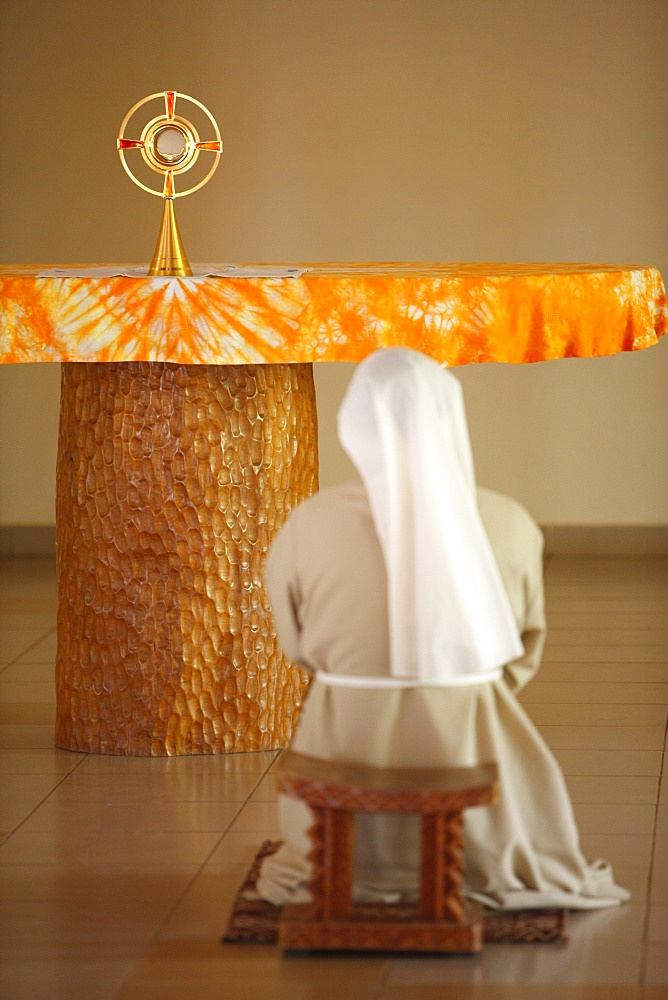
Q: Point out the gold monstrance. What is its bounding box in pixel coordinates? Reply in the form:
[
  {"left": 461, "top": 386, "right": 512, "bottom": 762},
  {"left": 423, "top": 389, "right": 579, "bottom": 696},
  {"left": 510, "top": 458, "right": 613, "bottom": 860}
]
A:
[{"left": 117, "top": 90, "right": 222, "bottom": 275}]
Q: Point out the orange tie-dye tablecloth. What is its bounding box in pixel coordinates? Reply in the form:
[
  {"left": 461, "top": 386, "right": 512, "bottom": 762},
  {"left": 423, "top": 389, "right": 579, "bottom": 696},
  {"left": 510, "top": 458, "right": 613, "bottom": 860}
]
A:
[{"left": 1, "top": 262, "right": 665, "bottom": 366}]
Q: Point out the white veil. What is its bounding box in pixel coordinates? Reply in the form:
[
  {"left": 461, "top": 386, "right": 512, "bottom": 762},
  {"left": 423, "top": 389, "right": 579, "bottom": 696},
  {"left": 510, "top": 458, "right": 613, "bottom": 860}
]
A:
[{"left": 338, "top": 347, "right": 523, "bottom": 685}]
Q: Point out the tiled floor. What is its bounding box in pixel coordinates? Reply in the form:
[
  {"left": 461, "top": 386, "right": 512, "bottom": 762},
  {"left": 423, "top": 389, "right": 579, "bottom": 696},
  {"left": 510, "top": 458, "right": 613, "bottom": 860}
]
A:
[{"left": 0, "top": 554, "right": 666, "bottom": 999}]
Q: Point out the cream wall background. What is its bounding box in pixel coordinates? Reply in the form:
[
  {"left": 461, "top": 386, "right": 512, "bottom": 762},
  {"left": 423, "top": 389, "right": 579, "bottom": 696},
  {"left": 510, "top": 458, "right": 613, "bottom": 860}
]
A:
[{"left": 0, "top": 0, "right": 666, "bottom": 531}]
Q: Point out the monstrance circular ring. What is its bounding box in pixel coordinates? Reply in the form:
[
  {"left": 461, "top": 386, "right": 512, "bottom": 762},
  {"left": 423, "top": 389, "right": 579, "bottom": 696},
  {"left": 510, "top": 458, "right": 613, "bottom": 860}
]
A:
[{"left": 117, "top": 90, "right": 222, "bottom": 199}]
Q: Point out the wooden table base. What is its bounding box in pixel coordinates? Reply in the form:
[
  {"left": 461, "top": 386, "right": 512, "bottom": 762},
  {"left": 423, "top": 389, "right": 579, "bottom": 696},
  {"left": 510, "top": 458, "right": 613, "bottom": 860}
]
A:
[{"left": 55, "top": 361, "right": 317, "bottom": 755}]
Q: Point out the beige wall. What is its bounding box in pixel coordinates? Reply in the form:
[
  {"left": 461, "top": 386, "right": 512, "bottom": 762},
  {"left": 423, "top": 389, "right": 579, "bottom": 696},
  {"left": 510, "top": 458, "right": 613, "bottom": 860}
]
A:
[{"left": 1, "top": 0, "right": 666, "bottom": 527}]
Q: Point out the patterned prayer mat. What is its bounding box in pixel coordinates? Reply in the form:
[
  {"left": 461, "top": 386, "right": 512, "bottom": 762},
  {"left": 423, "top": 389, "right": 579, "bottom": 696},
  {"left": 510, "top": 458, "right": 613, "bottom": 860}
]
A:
[{"left": 221, "top": 841, "right": 568, "bottom": 947}]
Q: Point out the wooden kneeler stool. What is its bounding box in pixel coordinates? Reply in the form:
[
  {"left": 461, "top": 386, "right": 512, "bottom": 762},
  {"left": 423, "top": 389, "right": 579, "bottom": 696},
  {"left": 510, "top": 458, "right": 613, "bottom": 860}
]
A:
[{"left": 276, "top": 749, "right": 498, "bottom": 953}]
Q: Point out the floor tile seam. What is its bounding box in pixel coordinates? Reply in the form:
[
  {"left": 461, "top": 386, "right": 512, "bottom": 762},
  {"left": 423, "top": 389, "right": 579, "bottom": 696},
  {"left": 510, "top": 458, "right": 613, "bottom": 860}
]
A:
[
  {"left": 0, "top": 621, "right": 57, "bottom": 633},
  {"left": 537, "top": 675, "right": 668, "bottom": 682},
  {"left": 543, "top": 611, "right": 582, "bottom": 624},
  {"left": 0, "top": 752, "right": 89, "bottom": 847},
  {"left": 266, "top": 747, "right": 284, "bottom": 770},
  {"left": 541, "top": 658, "right": 668, "bottom": 664},
  {"left": 523, "top": 699, "right": 668, "bottom": 709},
  {"left": 556, "top": 747, "right": 663, "bottom": 756},
  {"left": 538, "top": 723, "right": 665, "bottom": 728},
  {"left": 639, "top": 713, "right": 668, "bottom": 989},
  {"left": 638, "top": 940, "right": 651, "bottom": 990},
  {"left": 518, "top": 680, "right": 668, "bottom": 705},
  {"left": 0, "top": 659, "right": 21, "bottom": 677},
  {"left": 571, "top": 800, "right": 658, "bottom": 808},
  {"left": 0, "top": 861, "right": 213, "bottom": 878},
  {"left": 578, "top": 832, "right": 652, "bottom": 842},
  {"left": 539, "top": 652, "right": 668, "bottom": 659},
  {"left": 124, "top": 799, "right": 251, "bottom": 962},
  {"left": 0, "top": 612, "right": 56, "bottom": 621},
  {"left": 567, "top": 777, "right": 663, "bottom": 784},
  {"left": 564, "top": 774, "right": 660, "bottom": 779},
  {"left": 16, "top": 799, "right": 266, "bottom": 824},
  {"left": 543, "top": 606, "right": 668, "bottom": 613},
  {"left": 243, "top": 750, "right": 284, "bottom": 802},
  {"left": 544, "top": 648, "right": 668, "bottom": 655},
  {"left": 540, "top": 662, "right": 668, "bottom": 669},
  {"left": 529, "top": 674, "right": 668, "bottom": 679},
  {"left": 549, "top": 635, "right": 668, "bottom": 642},
  {"left": 0, "top": 859, "right": 207, "bottom": 875},
  {"left": 529, "top": 707, "right": 667, "bottom": 716},
  {"left": 234, "top": 752, "right": 282, "bottom": 806},
  {"left": 39, "top": 796, "right": 265, "bottom": 808},
  {"left": 0, "top": 626, "right": 57, "bottom": 675},
  {"left": 548, "top": 621, "right": 668, "bottom": 626}
]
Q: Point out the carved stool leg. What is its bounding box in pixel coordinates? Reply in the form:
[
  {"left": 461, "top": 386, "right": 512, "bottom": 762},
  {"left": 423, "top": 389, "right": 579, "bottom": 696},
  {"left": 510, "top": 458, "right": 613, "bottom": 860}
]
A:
[
  {"left": 305, "top": 806, "right": 355, "bottom": 920},
  {"left": 55, "top": 361, "right": 317, "bottom": 755},
  {"left": 420, "top": 811, "right": 465, "bottom": 923},
  {"left": 324, "top": 809, "right": 355, "bottom": 920}
]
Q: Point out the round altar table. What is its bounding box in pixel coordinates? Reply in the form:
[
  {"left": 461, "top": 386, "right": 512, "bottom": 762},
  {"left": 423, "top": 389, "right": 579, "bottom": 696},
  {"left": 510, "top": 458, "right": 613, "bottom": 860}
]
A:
[{"left": 1, "top": 262, "right": 665, "bottom": 755}]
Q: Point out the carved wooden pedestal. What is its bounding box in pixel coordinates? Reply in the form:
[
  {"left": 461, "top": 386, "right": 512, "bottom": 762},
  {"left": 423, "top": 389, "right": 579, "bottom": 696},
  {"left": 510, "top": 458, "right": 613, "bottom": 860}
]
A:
[
  {"left": 276, "top": 750, "right": 499, "bottom": 953},
  {"left": 55, "top": 362, "right": 317, "bottom": 755}
]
